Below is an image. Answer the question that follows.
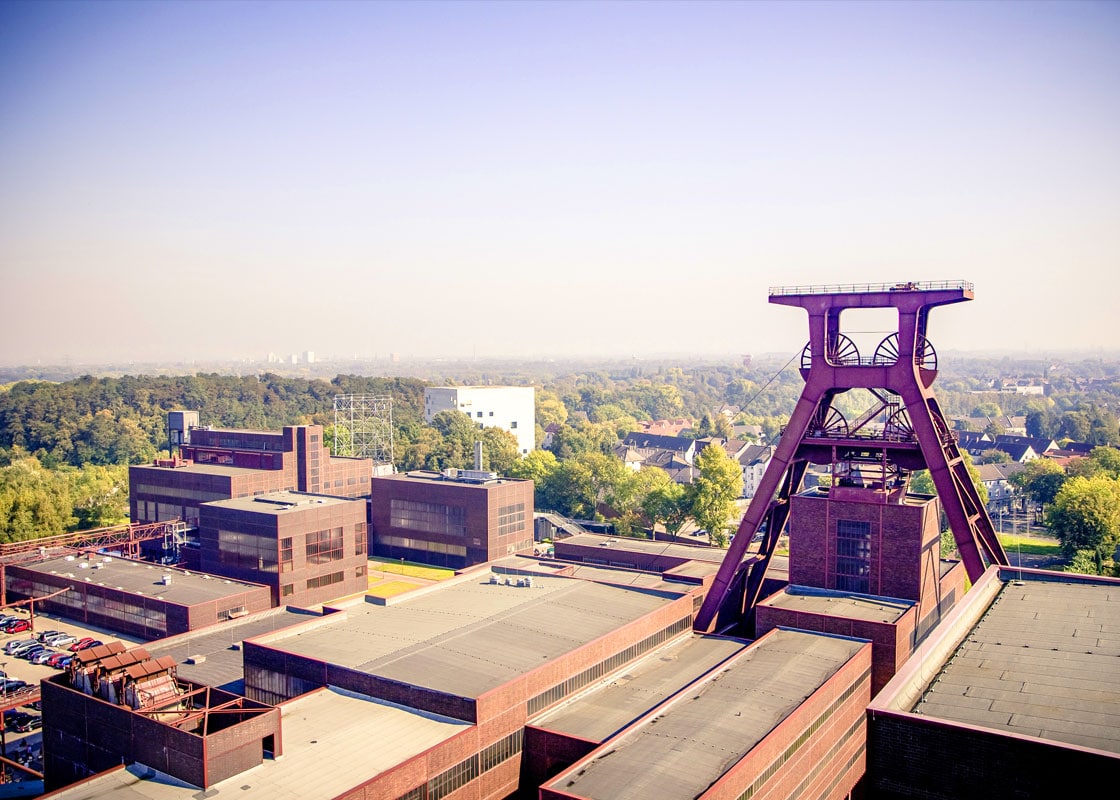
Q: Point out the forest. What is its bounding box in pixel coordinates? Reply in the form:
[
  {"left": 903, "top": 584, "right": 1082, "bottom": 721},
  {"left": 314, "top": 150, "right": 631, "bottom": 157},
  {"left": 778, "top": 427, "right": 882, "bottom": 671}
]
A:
[{"left": 1, "top": 354, "right": 1119, "bottom": 562}]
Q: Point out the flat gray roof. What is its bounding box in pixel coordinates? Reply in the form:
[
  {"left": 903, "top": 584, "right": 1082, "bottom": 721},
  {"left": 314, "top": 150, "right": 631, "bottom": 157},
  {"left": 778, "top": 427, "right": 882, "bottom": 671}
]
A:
[
  {"left": 913, "top": 578, "right": 1120, "bottom": 754},
  {"left": 145, "top": 608, "right": 319, "bottom": 692},
  {"left": 206, "top": 491, "right": 358, "bottom": 514},
  {"left": 532, "top": 634, "right": 749, "bottom": 741},
  {"left": 489, "top": 556, "right": 707, "bottom": 592},
  {"left": 547, "top": 628, "right": 868, "bottom": 800},
  {"left": 26, "top": 555, "right": 266, "bottom": 606},
  {"left": 43, "top": 686, "right": 469, "bottom": 800},
  {"left": 256, "top": 571, "right": 686, "bottom": 698},
  {"left": 763, "top": 585, "right": 913, "bottom": 623},
  {"left": 560, "top": 533, "right": 726, "bottom": 564}
]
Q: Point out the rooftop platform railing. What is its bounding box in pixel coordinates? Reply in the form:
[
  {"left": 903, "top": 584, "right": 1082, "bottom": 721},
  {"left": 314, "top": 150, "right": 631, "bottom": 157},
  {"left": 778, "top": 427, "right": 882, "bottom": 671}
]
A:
[{"left": 769, "top": 280, "right": 973, "bottom": 296}]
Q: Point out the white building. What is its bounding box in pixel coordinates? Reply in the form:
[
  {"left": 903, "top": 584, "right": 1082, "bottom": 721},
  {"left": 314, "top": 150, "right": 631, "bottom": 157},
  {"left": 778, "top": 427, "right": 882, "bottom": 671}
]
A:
[{"left": 424, "top": 386, "right": 536, "bottom": 455}]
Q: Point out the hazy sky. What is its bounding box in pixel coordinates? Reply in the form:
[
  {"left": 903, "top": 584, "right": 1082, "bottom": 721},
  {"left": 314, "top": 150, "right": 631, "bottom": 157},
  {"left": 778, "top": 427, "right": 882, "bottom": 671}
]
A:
[{"left": 1, "top": 0, "right": 1118, "bottom": 366}]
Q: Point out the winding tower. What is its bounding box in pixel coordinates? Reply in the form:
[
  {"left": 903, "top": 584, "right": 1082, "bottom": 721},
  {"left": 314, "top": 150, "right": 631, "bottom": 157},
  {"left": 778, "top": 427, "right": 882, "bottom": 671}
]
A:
[{"left": 694, "top": 280, "right": 1009, "bottom": 633}]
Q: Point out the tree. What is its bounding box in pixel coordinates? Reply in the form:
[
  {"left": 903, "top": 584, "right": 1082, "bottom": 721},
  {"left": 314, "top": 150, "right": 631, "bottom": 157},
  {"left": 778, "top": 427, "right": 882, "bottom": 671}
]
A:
[
  {"left": 642, "top": 473, "right": 690, "bottom": 541},
  {"left": 508, "top": 449, "right": 559, "bottom": 486},
  {"left": 0, "top": 456, "right": 75, "bottom": 541},
  {"left": 688, "top": 443, "right": 743, "bottom": 546},
  {"left": 535, "top": 390, "right": 569, "bottom": 430},
  {"left": 1010, "top": 458, "right": 1066, "bottom": 508},
  {"left": 1090, "top": 446, "right": 1120, "bottom": 478},
  {"left": 977, "top": 449, "right": 1012, "bottom": 465},
  {"left": 479, "top": 427, "right": 520, "bottom": 475},
  {"left": 429, "top": 410, "right": 478, "bottom": 470},
  {"left": 67, "top": 464, "right": 129, "bottom": 529},
  {"left": 1045, "top": 474, "right": 1120, "bottom": 560}
]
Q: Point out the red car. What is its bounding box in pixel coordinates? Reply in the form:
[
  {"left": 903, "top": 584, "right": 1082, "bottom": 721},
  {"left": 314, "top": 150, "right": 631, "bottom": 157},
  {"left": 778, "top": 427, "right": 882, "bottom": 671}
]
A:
[
  {"left": 68, "top": 637, "right": 95, "bottom": 651},
  {"left": 3, "top": 620, "right": 30, "bottom": 634}
]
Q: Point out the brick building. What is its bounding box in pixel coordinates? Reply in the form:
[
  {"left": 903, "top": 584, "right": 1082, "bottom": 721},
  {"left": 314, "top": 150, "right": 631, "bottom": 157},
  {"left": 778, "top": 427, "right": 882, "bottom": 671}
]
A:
[
  {"left": 5, "top": 553, "right": 272, "bottom": 639},
  {"left": 130, "top": 423, "right": 372, "bottom": 531},
  {"left": 198, "top": 491, "right": 369, "bottom": 608},
  {"left": 369, "top": 470, "right": 534, "bottom": 569}
]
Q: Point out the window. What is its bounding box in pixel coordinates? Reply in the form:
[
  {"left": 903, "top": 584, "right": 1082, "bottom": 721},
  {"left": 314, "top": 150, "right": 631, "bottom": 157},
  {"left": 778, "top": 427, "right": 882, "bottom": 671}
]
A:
[
  {"left": 280, "top": 537, "right": 293, "bottom": 572},
  {"left": 355, "top": 522, "right": 367, "bottom": 555},
  {"left": 477, "top": 412, "right": 483, "bottom": 418},
  {"left": 510, "top": 421, "right": 518, "bottom": 429},
  {"left": 390, "top": 499, "right": 466, "bottom": 537},
  {"left": 217, "top": 530, "right": 278, "bottom": 572},
  {"left": 497, "top": 503, "right": 526, "bottom": 536},
  {"left": 281, "top": 584, "right": 294, "bottom": 597},
  {"left": 307, "top": 571, "right": 344, "bottom": 590},
  {"left": 835, "top": 519, "right": 872, "bottom": 593},
  {"left": 306, "top": 527, "right": 344, "bottom": 564}
]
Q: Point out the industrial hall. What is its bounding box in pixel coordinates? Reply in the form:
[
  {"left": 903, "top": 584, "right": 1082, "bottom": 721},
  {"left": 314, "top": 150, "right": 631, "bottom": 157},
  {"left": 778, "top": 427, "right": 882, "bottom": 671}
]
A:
[{"left": 0, "top": 284, "right": 1114, "bottom": 799}]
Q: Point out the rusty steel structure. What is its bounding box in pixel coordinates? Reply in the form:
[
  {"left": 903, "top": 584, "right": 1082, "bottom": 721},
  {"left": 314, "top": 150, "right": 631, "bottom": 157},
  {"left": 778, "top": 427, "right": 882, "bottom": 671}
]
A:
[
  {"left": 694, "top": 280, "right": 1009, "bottom": 632},
  {"left": 0, "top": 519, "right": 187, "bottom": 608}
]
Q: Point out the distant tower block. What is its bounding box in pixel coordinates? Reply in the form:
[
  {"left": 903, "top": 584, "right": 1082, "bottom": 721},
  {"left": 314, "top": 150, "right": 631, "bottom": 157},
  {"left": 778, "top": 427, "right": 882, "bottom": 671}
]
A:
[
  {"left": 334, "top": 395, "right": 394, "bottom": 466},
  {"left": 694, "top": 280, "right": 1008, "bottom": 633}
]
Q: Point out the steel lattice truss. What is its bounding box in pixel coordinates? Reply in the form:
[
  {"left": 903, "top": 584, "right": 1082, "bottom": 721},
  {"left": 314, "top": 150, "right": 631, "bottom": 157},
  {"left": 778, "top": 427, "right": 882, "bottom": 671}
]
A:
[{"left": 333, "top": 394, "right": 394, "bottom": 465}]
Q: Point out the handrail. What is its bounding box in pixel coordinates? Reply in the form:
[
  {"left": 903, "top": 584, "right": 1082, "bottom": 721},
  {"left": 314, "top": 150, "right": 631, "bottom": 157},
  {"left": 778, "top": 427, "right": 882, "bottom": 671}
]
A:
[{"left": 770, "top": 280, "right": 972, "bottom": 296}]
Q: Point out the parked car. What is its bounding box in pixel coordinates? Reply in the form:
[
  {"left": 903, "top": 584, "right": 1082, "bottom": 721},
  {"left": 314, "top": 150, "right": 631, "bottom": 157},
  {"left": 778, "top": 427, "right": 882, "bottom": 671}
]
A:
[
  {"left": 2, "top": 679, "right": 28, "bottom": 693},
  {"left": 5, "top": 638, "right": 35, "bottom": 655},
  {"left": 9, "top": 641, "right": 42, "bottom": 657},
  {"left": 18, "top": 644, "right": 49, "bottom": 660},
  {"left": 3, "top": 711, "right": 32, "bottom": 731},
  {"left": 44, "top": 633, "right": 77, "bottom": 648},
  {"left": 35, "top": 630, "right": 63, "bottom": 643},
  {"left": 23, "top": 700, "right": 41, "bottom": 712},
  {"left": 46, "top": 652, "right": 71, "bottom": 668},
  {"left": 30, "top": 648, "right": 57, "bottom": 665},
  {"left": 2, "top": 620, "right": 30, "bottom": 634},
  {"left": 68, "top": 637, "right": 95, "bottom": 652},
  {"left": 11, "top": 715, "right": 41, "bottom": 733}
]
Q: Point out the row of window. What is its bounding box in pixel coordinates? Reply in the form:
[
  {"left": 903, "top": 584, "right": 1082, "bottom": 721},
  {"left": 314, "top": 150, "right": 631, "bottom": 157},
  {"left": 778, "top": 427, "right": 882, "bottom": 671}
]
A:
[
  {"left": 734, "top": 667, "right": 870, "bottom": 800},
  {"left": 497, "top": 502, "right": 526, "bottom": 537},
  {"left": 527, "top": 616, "right": 693, "bottom": 715},
  {"left": 394, "top": 729, "right": 524, "bottom": 800},
  {"left": 306, "top": 571, "right": 345, "bottom": 590},
  {"left": 278, "top": 567, "right": 364, "bottom": 599},
  {"left": 390, "top": 499, "right": 467, "bottom": 537},
  {"left": 132, "top": 484, "right": 227, "bottom": 502},
  {"left": 7, "top": 577, "right": 169, "bottom": 638},
  {"left": 379, "top": 535, "right": 467, "bottom": 557},
  {"left": 245, "top": 664, "right": 319, "bottom": 706}
]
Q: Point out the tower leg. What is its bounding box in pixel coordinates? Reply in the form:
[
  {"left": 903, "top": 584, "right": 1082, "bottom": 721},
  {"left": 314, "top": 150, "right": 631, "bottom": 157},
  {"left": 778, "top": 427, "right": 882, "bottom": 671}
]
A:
[{"left": 694, "top": 388, "right": 826, "bottom": 632}]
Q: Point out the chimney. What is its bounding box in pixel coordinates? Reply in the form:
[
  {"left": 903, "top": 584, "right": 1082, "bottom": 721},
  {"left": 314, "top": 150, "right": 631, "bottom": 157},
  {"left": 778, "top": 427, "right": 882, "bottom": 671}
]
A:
[{"left": 474, "top": 441, "right": 484, "bottom": 471}]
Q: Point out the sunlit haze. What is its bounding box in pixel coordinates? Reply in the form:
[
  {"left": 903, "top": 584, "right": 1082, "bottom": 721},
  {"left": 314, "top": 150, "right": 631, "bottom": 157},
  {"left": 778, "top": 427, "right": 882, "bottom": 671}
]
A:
[{"left": 1, "top": 0, "right": 1118, "bottom": 367}]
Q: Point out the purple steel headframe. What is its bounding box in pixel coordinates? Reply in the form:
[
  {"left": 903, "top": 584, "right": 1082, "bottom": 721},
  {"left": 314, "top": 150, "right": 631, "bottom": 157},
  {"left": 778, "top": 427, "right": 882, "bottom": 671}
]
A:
[{"left": 693, "top": 280, "right": 1008, "bottom": 633}]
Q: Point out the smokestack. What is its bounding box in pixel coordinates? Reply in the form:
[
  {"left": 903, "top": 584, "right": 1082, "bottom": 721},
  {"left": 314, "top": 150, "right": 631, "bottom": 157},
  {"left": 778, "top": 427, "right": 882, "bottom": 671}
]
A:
[{"left": 474, "top": 441, "right": 484, "bottom": 471}]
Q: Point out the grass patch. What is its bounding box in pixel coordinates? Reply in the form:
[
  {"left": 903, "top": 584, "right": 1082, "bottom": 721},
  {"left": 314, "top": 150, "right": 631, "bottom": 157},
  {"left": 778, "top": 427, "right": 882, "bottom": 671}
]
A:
[
  {"left": 368, "top": 558, "right": 455, "bottom": 581},
  {"left": 997, "top": 533, "right": 1062, "bottom": 556},
  {"left": 368, "top": 580, "right": 418, "bottom": 598}
]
